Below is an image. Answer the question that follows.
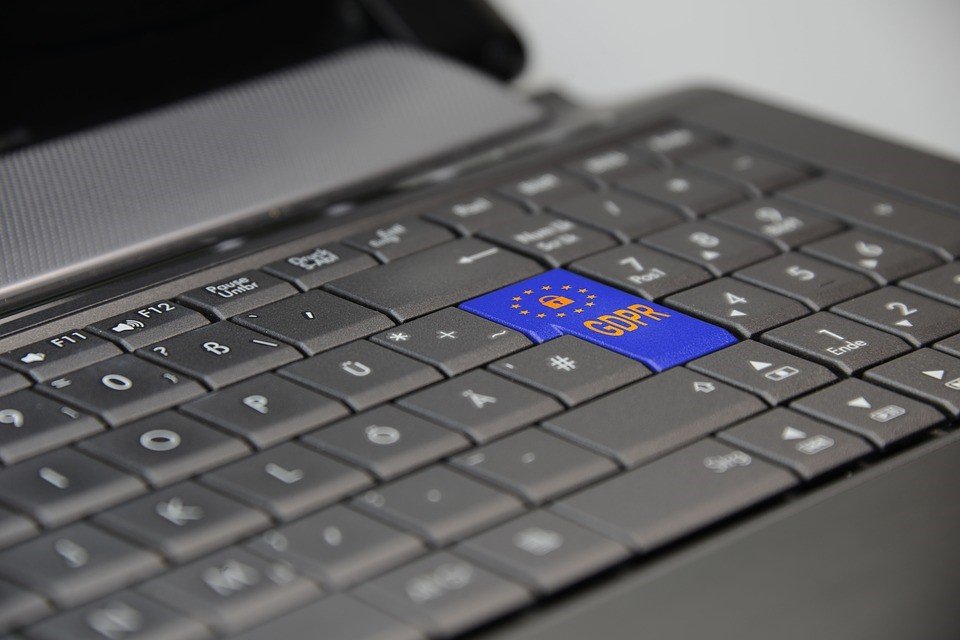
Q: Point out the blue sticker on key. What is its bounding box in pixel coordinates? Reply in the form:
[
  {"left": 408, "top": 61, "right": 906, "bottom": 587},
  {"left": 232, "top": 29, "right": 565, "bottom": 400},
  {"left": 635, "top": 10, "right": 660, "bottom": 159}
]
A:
[{"left": 460, "top": 269, "right": 736, "bottom": 371}]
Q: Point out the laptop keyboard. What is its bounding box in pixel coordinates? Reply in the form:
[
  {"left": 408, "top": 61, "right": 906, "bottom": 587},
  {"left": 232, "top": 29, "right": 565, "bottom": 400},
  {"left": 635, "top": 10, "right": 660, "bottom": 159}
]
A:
[{"left": 1, "top": 123, "right": 959, "bottom": 639}]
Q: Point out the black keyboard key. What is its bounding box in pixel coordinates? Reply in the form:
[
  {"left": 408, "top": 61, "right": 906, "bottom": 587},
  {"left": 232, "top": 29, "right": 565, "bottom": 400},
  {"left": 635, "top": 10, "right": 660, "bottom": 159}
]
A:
[
  {"left": 77, "top": 412, "right": 249, "bottom": 488},
  {"left": 642, "top": 221, "right": 777, "bottom": 275},
  {"left": 0, "top": 523, "right": 162, "bottom": 607},
  {"left": 423, "top": 193, "right": 527, "bottom": 236},
  {"left": 279, "top": 341, "right": 441, "bottom": 411},
  {"left": 684, "top": 146, "right": 807, "bottom": 192},
  {"left": 233, "top": 289, "right": 394, "bottom": 355},
  {"left": 735, "top": 253, "right": 875, "bottom": 310},
  {"left": 664, "top": 277, "right": 809, "bottom": 337},
  {"left": 570, "top": 245, "right": 712, "bottom": 300},
  {"left": 496, "top": 170, "right": 593, "bottom": 210},
  {"left": 0, "top": 507, "right": 36, "bottom": 550},
  {"left": 0, "top": 390, "right": 102, "bottom": 464},
  {"left": 326, "top": 238, "right": 542, "bottom": 322},
  {"left": 710, "top": 199, "right": 842, "bottom": 250},
  {"left": 0, "top": 449, "right": 144, "bottom": 527},
  {"left": 0, "top": 368, "right": 28, "bottom": 397},
  {"left": 0, "top": 579, "right": 52, "bottom": 633},
  {"left": 178, "top": 271, "right": 297, "bottom": 320},
  {"left": 87, "top": 300, "right": 209, "bottom": 351},
  {"left": 565, "top": 147, "right": 657, "bottom": 183},
  {"left": 547, "top": 191, "right": 682, "bottom": 241},
  {"left": 181, "top": 373, "right": 348, "bottom": 449},
  {"left": 634, "top": 125, "right": 720, "bottom": 159},
  {"left": 479, "top": 214, "right": 617, "bottom": 267},
  {"left": 803, "top": 229, "right": 941, "bottom": 284},
  {"left": 936, "top": 333, "right": 960, "bottom": 358},
  {"left": 832, "top": 287, "right": 960, "bottom": 346},
  {"left": 553, "top": 439, "right": 796, "bottom": 551},
  {"left": 762, "top": 312, "right": 911, "bottom": 375},
  {"left": 542, "top": 368, "right": 765, "bottom": 467},
  {"left": 901, "top": 262, "right": 960, "bottom": 307},
  {"left": 263, "top": 243, "right": 377, "bottom": 290},
  {"left": 139, "top": 322, "right": 301, "bottom": 389},
  {"left": 40, "top": 354, "right": 205, "bottom": 426},
  {"left": 618, "top": 169, "right": 745, "bottom": 218},
  {"left": 865, "top": 349, "right": 960, "bottom": 417},
  {"left": 344, "top": 219, "right": 455, "bottom": 262},
  {"left": 0, "top": 331, "right": 121, "bottom": 383}
]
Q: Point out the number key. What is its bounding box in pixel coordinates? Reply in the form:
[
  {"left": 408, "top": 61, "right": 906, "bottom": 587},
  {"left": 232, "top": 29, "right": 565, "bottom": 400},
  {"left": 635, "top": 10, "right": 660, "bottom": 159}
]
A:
[
  {"left": 570, "top": 245, "right": 711, "bottom": 300},
  {"left": 901, "top": 262, "right": 960, "bottom": 307},
  {"left": 803, "top": 229, "right": 942, "bottom": 284},
  {"left": 735, "top": 253, "right": 875, "bottom": 310},
  {"left": 710, "top": 199, "right": 842, "bottom": 250},
  {"left": 832, "top": 287, "right": 960, "bottom": 346},
  {"left": 642, "top": 221, "right": 777, "bottom": 275}
]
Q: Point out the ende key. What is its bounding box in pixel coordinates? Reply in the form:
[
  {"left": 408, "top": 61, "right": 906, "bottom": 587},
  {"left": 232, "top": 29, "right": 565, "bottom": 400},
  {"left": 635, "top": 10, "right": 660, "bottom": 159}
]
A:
[{"left": 461, "top": 269, "right": 736, "bottom": 371}]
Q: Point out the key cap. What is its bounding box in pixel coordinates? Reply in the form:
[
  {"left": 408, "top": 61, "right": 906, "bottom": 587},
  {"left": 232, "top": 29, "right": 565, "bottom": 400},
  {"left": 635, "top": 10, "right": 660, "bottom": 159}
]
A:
[
  {"left": 0, "top": 579, "right": 52, "bottom": 633},
  {"left": 88, "top": 300, "right": 209, "bottom": 351},
  {"left": 496, "top": 170, "right": 593, "bottom": 210},
  {"left": 233, "top": 289, "right": 394, "bottom": 355},
  {"left": 0, "top": 369, "right": 27, "bottom": 397},
  {"left": 554, "top": 439, "right": 796, "bottom": 551},
  {"left": 0, "top": 331, "right": 121, "bottom": 383},
  {"left": 423, "top": 193, "right": 527, "bottom": 236},
  {"left": 77, "top": 412, "right": 249, "bottom": 487},
  {"left": 303, "top": 406, "right": 469, "bottom": 480},
  {"left": 247, "top": 506, "right": 424, "bottom": 588},
  {"left": 762, "top": 312, "right": 911, "bottom": 375},
  {"left": 460, "top": 269, "right": 736, "bottom": 372},
  {"left": 489, "top": 335, "right": 650, "bottom": 406},
  {"left": 780, "top": 177, "right": 960, "bottom": 259},
  {"left": 398, "top": 370, "right": 563, "bottom": 443},
  {"left": 344, "top": 219, "right": 455, "bottom": 263},
  {"left": 139, "top": 322, "right": 301, "bottom": 389},
  {"left": 139, "top": 548, "right": 318, "bottom": 635},
  {"left": 664, "top": 277, "right": 810, "bottom": 337},
  {"left": 371, "top": 307, "right": 530, "bottom": 376},
  {"left": 0, "top": 449, "right": 144, "bottom": 527},
  {"left": 40, "top": 354, "right": 205, "bottom": 426},
  {"left": 279, "top": 341, "right": 441, "bottom": 411},
  {"left": 0, "top": 524, "right": 162, "bottom": 608},
  {"left": 0, "top": 390, "right": 102, "bottom": 464},
  {"left": 565, "top": 147, "right": 658, "bottom": 183},
  {"left": 0, "top": 507, "right": 36, "bottom": 550},
  {"left": 458, "top": 510, "right": 628, "bottom": 594},
  {"left": 263, "top": 243, "right": 377, "bottom": 291},
  {"left": 935, "top": 333, "right": 960, "bottom": 358},
  {"left": 203, "top": 443, "right": 371, "bottom": 521},
  {"left": 95, "top": 482, "right": 270, "bottom": 562},
  {"left": 791, "top": 379, "right": 944, "bottom": 448},
  {"left": 326, "top": 238, "right": 542, "bottom": 322},
  {"left": 683, "top": 146, "right": 807, "bottom": 192},
  {"left": 617, "top": 169, "right": 745, "bottom": 218},
  {"left": 864, "top": 349, "right": 960, "bottom": 417},
  {"left": 478, "top": 214, "right": 617, "bottom": 267},
  {"left": 570, "top": 244, "right": 712, "bottom": 300},
  {"left": 25, "top": 591, "right": 210, "bottom": 640},
  {"left": 354, "top": 467, "right": 524, "bottom": 546},
  {"left": 709, "top": 199, "right": 842, "bottom": 250},
  {"left": 641, "top": 221, "right": 777, "bottom": 276},
  {"left": 354, "top": 552, "right": 531, "bottom": 638},
  {"left": 688, "top": 340, "right": 836, "bottom": 405},
  {"left": 542, "top": 368, "right": 765, "bottom": 467},
  {"left": 735, "top": 253, "right": 876, "bottom": 310},
  {"left": 178, "top": 271, "right": 297, "bottom": 319},
  {"left": 450, "top": 428, "right": 617, "bottom": 504},
  {"left": 901, "top": 262, "right": 960, "bottom": 307},
  {"left": 547, "top": 191, "right": 682, "bottom": 241},
  {"left": 803, "top": 229, "right": 941, "bottom": 284},
  {"left": 634, "top": 125, "right": 720, "bottom": 159},
  {"left": 719, "top": 409, "right": 872, "bottom": 480},
  {"left": 832, "top": 287, "right": 960, "bottom": 346},
  {"left": 181, "top": 373, "right": 348, "bottom": 449}
]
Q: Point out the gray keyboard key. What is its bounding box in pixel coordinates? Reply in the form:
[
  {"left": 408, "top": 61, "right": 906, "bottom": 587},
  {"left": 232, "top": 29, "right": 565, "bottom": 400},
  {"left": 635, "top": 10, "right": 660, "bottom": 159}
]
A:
[
  {"left": 762, "top": 312, "right": 911, "bottom": 375},
  {"left": 833, "top": 287, "right": 960, "bottom": 346},
  {"left": 569, "top": 244, "right": 712, "bottom": 300},
  {"left": 901, "top": 262, "right": 960, "bottom": 307},
  {"left": 618, "top": 169, "right": 745, "bottom": 218},
  {"left": 263, "top": 243, "right": 377, "bottom": 291},
  {"left": 78, "top": 412, "right": 249, "bottom": 487},
  {"left": 303, "top": 406, "right": 468, "bottom": 481},
  {"left": 88, "top": 300, "right": 209, "bottom": 351},
  {"left": 139, "top": 548, "right": 318, "bottom": 635},
  {"left": 355, "top": 552, "right": 531, "bottom": 638},
  {"left": 0, "top": 507, "right": 36, "bottom": 550},
  {"left": 248, "top": 506, "right": 423, "bottom": 588},
  {"left": 0, "top": 524, "right": 162, "bottom": 607},
  {"left": 95, "top": 482, "right": 270, "bottom": 562},
  {"left": 496, "top": 170, "right": 593, "bottom": 209},
  {"left": 489, "top": 336, "right": 649, "bottom": 406},
  {"left": 735, "top": 253, "right": 876, "bottom": 310},
  {"left": 203, "top": 443, "right": 371, "bottom": 521},
  {"left": 325, "top": 238, "right": 542, "bottom": 322},
  {"left": 542, "top": 368, "right": 765, "bottom": 467},
  {"left": 642, "top": 221, "right": 777, "bottom": 276},
  {"left": 0, "top": 579, "right": 52, "bottom": 633},
  {"left": 451, "top": 428, "right": 617, "bottom": 504},
  {"left": 791, "top": 379, "right": 944, "bottom": 448},
  {"left": 803, "top": 229, "right": 942, "bottom": 284},
  {"left": 458, "top": 510, "right": 628, "bottom": 594},
  {"left": 372, "top": 307, "right": 530, "bottom": 376},
  {"left": 684, "top": 146, "right": 807, "bottom": 192},
  {"left": 279, "top": 341, "right": 441, "bottom": 411},
  {"left": 479, "top": 214, "right": 617, "bottom": 267},
  {"left": 664, "top": 278, "right": 809, "bottom": 337},
  {"left": 547, "top": 191, "right": 682, "bottom": 241},
  {"left": 566, "top": 147, "right": 657, "bottom": 184},
  {"left": 709, "top": 199, "right": 842, "bottom": 250},
  {"left": 865, "top": 348, "right": 960, "bottom": 417},
  {"left": 344, "top": 219, "right": 455, "bottom": 262},
  {"left": 0, "top": 390, "right": 102, "bottom": 464},
  {"left": 423, "top": 193, "right": 527, "bottom": 236},
  {"left": 354, "top": 467, "right": 524, "bottom": 546},
  {"left": 181, "top": 373, "right": 348, "bottom": 449},
  {"left": 178, "top": 271, "right": 297, "bottom": 320},
  {"left": 935, "top": 333, "right": 960, "bottom": 358},
  {"left": 688, "top": 340, "right": 836, "bottom": 405},
  {"left": 717, "top": 409, "right": 872, "bottom": 480},
  {"left": 0, "top": 331, "right": 121, "bottom": 383},
  {"left": 397, "top": 370, "right": 563, "bottom": 443},
  {"left": 634, "top": 125, "right": 720, "bottom": 159},
  {"left": 0, "top": 369, "right": 27, "bottom": 397},
  {"left": 553, "top": 439, "right": 796, "bottom": 551},
  {"left": 233, "top": 290, "right": 394, "bottom": 355}
]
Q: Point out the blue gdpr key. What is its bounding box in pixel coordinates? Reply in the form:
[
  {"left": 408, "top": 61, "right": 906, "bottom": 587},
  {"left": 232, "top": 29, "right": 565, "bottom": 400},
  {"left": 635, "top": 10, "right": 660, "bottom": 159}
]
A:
[{"left": 460, "top": 268, "right": 736, "bottom": 371}]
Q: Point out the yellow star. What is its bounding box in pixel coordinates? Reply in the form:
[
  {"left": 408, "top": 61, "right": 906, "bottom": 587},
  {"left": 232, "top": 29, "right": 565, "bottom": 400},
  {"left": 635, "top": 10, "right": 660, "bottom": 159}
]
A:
[
  {"left": 578, "top": 288, "right": 588, "bottom": 293},
  {"left": 523, "top": 289, "right": 533, "bottom": 295},
  {"left": 520, "top": 310, "right": 530, "bottom": 315},
  {"left": 556, "top": 312, "right": 566, "bottom": 318},
  {"left": 536, "top": 313, "right": 546, "bottom": 318},
  {"left": 512, "top": 296, "right": 522, "bottom": 301},
  {"left": 574, "top": 308, "right": 584, "bottom": 313},
  {"left": 585, "top": 301, "right": 595, "bottom": 307},
  {"left": 561, "top": 285, "right": 572, "bottom": 290},
  {"left": 587, "top": 294, "right": 596, "bottom": 299},
  {"left": 511, "top": 304, "right": 520, "bottom": 309},
  {"left": 541, "top": 285, "right": 552, "bottom": 291}
]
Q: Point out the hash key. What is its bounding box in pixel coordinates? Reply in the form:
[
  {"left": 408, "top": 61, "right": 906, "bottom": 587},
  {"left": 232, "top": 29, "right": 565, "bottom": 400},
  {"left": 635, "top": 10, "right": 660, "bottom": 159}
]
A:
[
  {"left": 803, "top": 229, "right": 941, "bottom": 284},
  {"left": 832, "top": 287, "right": 960, "bottom": 346},
  {"left": 735, "top": 253, "right": 875, "bottom": 310},
  {"left": 642, "top": 221, "right": 777, "bottom": 276},
  {"left": 865, "top": 348, "right": 960, "bottom": 417}
]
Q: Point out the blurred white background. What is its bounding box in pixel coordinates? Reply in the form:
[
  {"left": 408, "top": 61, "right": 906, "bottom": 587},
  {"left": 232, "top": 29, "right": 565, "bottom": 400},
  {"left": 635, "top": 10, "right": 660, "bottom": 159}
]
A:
[{"left": 491, "top": 0, "right": 960, "bottom": 160}]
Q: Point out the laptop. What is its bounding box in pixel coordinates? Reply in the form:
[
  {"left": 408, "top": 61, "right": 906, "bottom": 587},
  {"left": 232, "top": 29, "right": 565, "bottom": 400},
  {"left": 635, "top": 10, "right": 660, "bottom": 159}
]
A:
[{"left": 1, "top": 2, "right": 958, "bottom": 639}]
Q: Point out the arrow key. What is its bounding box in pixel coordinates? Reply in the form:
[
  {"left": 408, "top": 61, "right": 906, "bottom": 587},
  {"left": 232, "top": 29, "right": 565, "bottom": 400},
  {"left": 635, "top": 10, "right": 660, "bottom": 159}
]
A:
[
  {"left": 865, "top": 348, "right": 960, "bottom": 417},
  {"left": 642, "top": 221, "right": 777, "bottom": 276}
]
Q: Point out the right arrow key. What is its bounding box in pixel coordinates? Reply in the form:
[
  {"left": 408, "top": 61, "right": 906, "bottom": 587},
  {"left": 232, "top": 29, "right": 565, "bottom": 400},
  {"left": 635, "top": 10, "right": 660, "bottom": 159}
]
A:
[{"left": 865, "top": 348, "right": 960, "bottom": 417}]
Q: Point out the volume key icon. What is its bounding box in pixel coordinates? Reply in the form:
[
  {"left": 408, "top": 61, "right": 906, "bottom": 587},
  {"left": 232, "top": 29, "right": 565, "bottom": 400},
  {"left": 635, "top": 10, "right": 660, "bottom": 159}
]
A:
[{"left": 112, "top": 319, "right": 145, "bottom": 333}]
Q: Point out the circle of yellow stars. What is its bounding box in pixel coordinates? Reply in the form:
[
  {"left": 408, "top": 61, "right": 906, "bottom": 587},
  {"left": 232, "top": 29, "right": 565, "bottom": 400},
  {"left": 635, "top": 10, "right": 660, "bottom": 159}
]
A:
[{"left": 509, "top": 283, "right": 598, "bottom": 318}]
